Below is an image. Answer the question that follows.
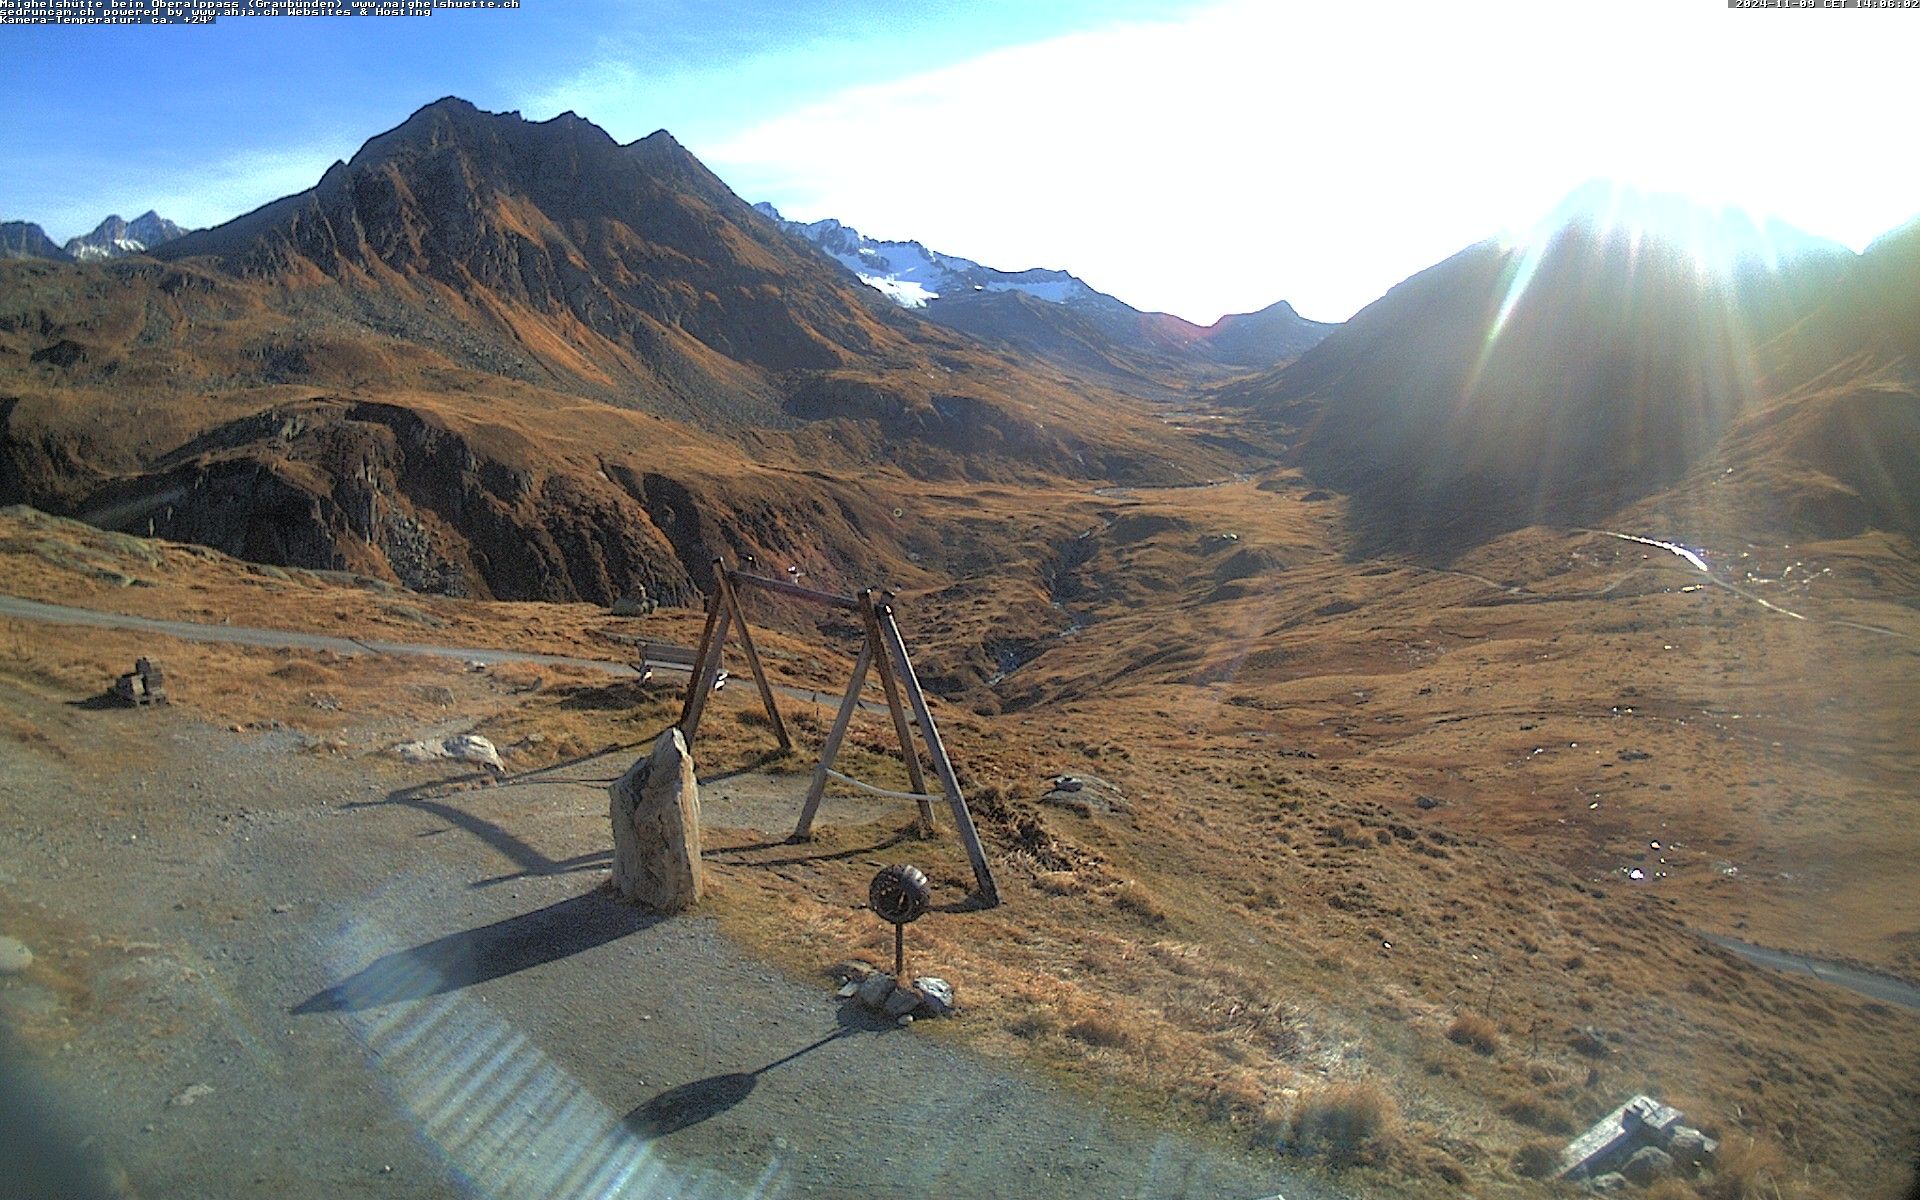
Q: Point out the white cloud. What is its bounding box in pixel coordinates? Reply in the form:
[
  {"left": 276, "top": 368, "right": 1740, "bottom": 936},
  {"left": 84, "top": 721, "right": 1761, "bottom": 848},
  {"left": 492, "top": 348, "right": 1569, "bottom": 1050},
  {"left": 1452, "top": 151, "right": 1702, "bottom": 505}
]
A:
[{"left": 700, "top": 0, "right": 1920, "bottom": 322}]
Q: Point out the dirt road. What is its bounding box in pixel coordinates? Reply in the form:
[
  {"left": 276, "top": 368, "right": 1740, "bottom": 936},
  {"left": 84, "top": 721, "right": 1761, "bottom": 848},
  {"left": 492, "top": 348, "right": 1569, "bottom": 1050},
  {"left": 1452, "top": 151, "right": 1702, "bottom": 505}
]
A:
[
  {"left": 0, "top": 691, "right": 1307, "bottom": 1199},
  {"left": 0, "top": 593, "right": 889, "bottom": 713}
]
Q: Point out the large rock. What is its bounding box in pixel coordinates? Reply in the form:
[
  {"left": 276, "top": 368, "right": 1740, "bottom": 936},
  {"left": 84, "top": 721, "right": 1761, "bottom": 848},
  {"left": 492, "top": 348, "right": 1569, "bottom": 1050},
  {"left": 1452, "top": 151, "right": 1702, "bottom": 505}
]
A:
[
  {"left": 856, "top": 972, "right": 897, "bottom": 1009},
  {"left": 609, "top": 729, "right": 703, "bottom": 911},
  {"left": 0, "top": 935, "right": 32, "bottom": 975},
  {"left": 443, "top": 734, "right": 504, "bottom": 774},
  {"left": 1621, "top": 1146, "right": 1674, "bottom": 1185},
  {"left": 913, "top": 976, "right": 956, "bottom": 1016}
]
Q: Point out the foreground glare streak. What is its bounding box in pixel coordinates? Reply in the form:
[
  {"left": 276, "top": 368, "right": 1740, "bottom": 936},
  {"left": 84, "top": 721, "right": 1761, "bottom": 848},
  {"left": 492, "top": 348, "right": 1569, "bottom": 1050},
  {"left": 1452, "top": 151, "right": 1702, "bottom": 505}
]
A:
[{"left": 327, "top": 923, "right": 751, "bottom": 1198}]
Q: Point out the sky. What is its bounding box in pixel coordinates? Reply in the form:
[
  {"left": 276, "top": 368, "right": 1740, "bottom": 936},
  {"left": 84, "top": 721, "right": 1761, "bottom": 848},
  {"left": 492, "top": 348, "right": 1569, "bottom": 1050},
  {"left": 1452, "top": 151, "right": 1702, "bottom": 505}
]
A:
[{"left": 2, "top": 0, "right": 1916, "bottom": 324}]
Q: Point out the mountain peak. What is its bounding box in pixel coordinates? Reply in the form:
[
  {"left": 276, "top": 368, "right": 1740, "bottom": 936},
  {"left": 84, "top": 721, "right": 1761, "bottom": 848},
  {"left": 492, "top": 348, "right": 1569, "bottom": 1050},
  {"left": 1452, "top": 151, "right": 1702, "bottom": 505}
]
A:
[
  {"left": 53, "top": 210, "right": 190, "bottom": 261},
  {"left": 1, "top": 219, "right": 72, "bottom": 261}
]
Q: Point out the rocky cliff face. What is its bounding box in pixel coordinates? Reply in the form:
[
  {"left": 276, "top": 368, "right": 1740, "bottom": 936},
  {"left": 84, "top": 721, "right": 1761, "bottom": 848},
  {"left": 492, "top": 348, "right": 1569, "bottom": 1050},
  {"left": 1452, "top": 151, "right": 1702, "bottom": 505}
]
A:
[
  {"left": 1, "top": 100, "right": 1228, "bottom": 603},
  {"left": 1, "top": 221, "right": 71, "bottom": 262}
]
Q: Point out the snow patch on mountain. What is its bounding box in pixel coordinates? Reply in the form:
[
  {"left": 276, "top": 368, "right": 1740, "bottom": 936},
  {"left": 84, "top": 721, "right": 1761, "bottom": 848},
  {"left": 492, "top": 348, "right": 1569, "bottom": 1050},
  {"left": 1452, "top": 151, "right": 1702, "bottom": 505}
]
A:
[
  {"left": 755, "top": 201, "right": 1118, "bottom": 312},
  {"left": 63, "top": 211, "right": 190, "bottom": 261}
]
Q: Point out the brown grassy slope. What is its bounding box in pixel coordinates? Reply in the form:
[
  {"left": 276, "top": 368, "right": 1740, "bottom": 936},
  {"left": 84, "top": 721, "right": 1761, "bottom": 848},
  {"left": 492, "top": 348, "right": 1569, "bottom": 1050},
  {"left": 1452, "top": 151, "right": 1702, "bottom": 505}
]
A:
[
  {"left": 1218, "top": 218, "right": 1867, "bottom": 557},
  {"left": 1, "top": 101, "right": 1235, "bottom": 605},
  {"left": 4, "top": 502, "right": 1916, "bottom": 1199}
]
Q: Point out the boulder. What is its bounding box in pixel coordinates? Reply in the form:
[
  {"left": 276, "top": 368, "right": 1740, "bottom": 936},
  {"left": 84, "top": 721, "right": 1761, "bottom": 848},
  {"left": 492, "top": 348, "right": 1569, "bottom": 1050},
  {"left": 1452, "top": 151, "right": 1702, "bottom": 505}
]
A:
[
  {"left": 884, "top": 985, "right": 923, "bottom": 1017},
  {"left": 1667, "top": 1126, "right": 1717, "bottom": 1170},
  {"left": 609, "top": 729, "right": 703, "bottom": 912},
  {"left": 0, "top": 935, "right": 32, "bottom": 975},
  {"left": 1585, "top": 1173, "right": 1629, "bottom": 1194},
  {"left": 443, "top": 734, "right": 504, "bottom": 774},
  {"left": 856, "top": 972, "right": 897, "bottom": 1009},
  {"left": 1621, "top": 1146, "right": 1674, "bottom": 1185},
  {"left": 393, "top": 740, "right": 443, "bottom": 764},
  {"left": 1041, "top": 773, "right": 1128, "bottom": 816},
  {"left": 611, "top": 591, "right": 656, "bottom": 616},
  {"left": 913, "top": 976, "right": 956, "bottom": 1016}
]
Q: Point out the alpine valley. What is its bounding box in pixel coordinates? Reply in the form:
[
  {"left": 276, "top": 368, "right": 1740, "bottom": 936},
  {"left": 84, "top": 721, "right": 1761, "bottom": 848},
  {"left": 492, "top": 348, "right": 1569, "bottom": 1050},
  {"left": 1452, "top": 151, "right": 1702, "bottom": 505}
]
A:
[{"left": 2, "top": 99, "right": 1917, "bottom": 1199}]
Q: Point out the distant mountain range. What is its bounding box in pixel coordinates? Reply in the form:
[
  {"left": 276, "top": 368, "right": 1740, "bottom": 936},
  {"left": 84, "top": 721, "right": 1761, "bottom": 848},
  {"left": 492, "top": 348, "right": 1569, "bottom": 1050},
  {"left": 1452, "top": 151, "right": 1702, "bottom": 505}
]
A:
[
  {"left": 0, "top": 211, "right": 190, "bottom": 262},
  {"left": 1, "top": 97, "right": 1913, "bottom": 612},
  {"left": 0, "top": 99, "right": 1236, "bottom": 605},
  {"left": 752, "top": 202, "right": 1126, "bottom": 311},
  {"left": 755, "top": 202, "right": 1335, "bottom": 387},
  {"left": 65, "top": 211, "right": 190, "bottom": 260}
]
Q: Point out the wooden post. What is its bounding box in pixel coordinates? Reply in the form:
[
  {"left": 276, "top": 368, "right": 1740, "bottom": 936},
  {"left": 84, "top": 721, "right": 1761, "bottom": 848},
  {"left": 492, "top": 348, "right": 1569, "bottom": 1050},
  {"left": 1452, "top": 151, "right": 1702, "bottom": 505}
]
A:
[
  {"left": 859, "top": 589, "right": 933, "bottom": 834},
  {"left": 874, "top": 603, "right": 999, "bottom": 907},
  {"left": 720, "top": 570, "right": 791, "bottom": 752},
  {"left": 791, "top": 637, "right": 873, "bottom": 842},
  {"left": 677, "top": 568, "right": 727, "bottom": 732},
  {"left": 679, "top": 594, "right": 732, "bottom": 740}
]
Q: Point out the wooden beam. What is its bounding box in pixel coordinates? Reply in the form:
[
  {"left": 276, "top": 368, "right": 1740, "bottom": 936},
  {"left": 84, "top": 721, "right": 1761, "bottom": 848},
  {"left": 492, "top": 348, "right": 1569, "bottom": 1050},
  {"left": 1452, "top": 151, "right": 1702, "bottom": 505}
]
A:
[
  {"left": 679, "top": 597, "right": 732, "bottom": 740},
  {"left": 676, "top": 571, "right": 726, "bottom": 732},
  {"left": 725, "top": 569, "right": 859, "bottom": 611},
  {"left": 719, "top": 571, "right": 791, "bottom": 752},
  {"left": 874, "top": 603, "right": 999, "bottom": 907},
  {"left": 860, "top": 589, "right": 932, "bottom": 834},
  {"left": 791, "top": 637, "right": 872, "bottom": 842}
]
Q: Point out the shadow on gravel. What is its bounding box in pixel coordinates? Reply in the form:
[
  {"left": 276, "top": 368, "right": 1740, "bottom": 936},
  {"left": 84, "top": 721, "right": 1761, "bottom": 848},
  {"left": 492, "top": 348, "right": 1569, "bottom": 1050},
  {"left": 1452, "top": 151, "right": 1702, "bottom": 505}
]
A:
[
  {"left": 699, "top": 748, "right": 797, "bottom": 785},
  {"left": 707, "top": 826, "right": 913, "bottom": 868},
  {"left": 347, "top": 774, "right": 617, "bottom": 889},
  {"left": 65, "top": 693, "right": 129, "bottom": 711},
  {"left": 292, "top": 888, "right": 659, "bottom": 1014},
  {"left": 625, "top": 1005, "right": 898, "bottom": 1139}
]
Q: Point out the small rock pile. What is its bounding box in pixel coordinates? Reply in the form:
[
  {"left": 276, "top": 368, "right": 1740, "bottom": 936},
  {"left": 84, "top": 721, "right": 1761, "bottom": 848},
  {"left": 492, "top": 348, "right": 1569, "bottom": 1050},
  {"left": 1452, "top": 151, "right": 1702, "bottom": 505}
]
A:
[
  {"left": 112, "top": 657, "right": 168, "bottom": 706},
  {"left": 1040, "top": 773, "right": 1128, "bottom": 817},
  {"left": 1559, "top": 1095, "right": 1719, "bottom": 1191},
  {"left": 836, "top": 964, "right": 956, "bottom": 1026}
]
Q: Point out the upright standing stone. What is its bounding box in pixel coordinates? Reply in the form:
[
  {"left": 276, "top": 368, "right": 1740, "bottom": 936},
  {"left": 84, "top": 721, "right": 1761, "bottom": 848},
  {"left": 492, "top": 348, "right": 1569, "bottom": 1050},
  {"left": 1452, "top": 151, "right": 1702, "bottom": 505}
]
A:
[{"left": 609, "top": 728, "right": 703, "bottom": 911}]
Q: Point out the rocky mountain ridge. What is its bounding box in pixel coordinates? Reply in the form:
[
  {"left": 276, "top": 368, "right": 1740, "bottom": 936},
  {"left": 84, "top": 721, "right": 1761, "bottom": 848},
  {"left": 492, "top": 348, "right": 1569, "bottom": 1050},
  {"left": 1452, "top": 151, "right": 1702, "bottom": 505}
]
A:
[
  {"left": 757, "top": 201, "right": 1335, "bottom": 385},
  {"left": 1, "top": 220, "right": 71, "bottom": 261},
  {"left": 64, "top": 211, "right": 190, "bottom": 260},
  {"left": 0, "top": 99, "right": 1226, "bottom": 607},
  {"left": 2, "top": 211, "right": 191, "bottom": 262}
]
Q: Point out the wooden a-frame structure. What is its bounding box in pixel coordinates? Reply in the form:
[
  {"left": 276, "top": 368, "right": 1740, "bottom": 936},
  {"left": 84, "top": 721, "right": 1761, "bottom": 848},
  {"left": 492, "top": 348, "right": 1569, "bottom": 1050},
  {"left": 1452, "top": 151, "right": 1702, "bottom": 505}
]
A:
[{"left": 677, "top": 560, "right": 1000, "bottom": 908}]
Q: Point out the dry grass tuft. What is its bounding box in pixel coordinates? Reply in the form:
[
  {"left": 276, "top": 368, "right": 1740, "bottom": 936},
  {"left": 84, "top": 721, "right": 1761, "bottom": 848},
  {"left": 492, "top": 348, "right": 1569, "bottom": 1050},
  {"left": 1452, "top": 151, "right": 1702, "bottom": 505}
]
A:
[
  {"left": 1512, "top": 1138, "right": 1563, "bottom": 1178},
  {"left": 1108, "top": 879, "right": 1168, "bottom": 925},
  {"left": 1699, "top": 1135, "right": 1793, "bottom": 1200},
  {"left": 1499, "top": 1092, "right": 1578, "bottom": 1134},
  {"left": 1287, "top": 1079, "right": 1401, "bottom": 1165},
  {"left": 1065, "top": 1014, "right": 1136, "bottom": 1050},
  {"left": 1447, "top": 1011, "right": 1501, "bottom": 1055},
  {"left": 1033, "top": 870, "right": 1086, "bottom": 896}
]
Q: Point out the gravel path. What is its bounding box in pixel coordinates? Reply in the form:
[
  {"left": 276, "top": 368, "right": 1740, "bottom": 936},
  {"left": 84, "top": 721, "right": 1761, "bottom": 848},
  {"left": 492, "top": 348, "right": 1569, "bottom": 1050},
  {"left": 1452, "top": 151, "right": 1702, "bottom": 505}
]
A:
[
  {"left": 0, "top": 692, "right": 1309, "bottom": 1199},
  {"left": 0, "top": 593, "right": 889, "bottom": 714}
]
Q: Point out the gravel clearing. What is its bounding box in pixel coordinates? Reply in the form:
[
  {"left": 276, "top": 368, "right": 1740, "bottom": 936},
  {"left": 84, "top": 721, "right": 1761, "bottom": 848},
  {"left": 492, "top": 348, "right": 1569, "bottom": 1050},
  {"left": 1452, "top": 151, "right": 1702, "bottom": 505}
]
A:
[{"left": 0, "top": 689, "right": 1311, "bottom": 1199}]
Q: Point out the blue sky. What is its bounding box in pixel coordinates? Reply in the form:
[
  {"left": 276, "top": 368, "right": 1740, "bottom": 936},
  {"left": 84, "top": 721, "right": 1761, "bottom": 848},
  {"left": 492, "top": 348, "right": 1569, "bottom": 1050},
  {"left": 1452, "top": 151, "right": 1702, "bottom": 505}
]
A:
[{"left": 3, "top": 0, "right": 1917, "bottom": 322}]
